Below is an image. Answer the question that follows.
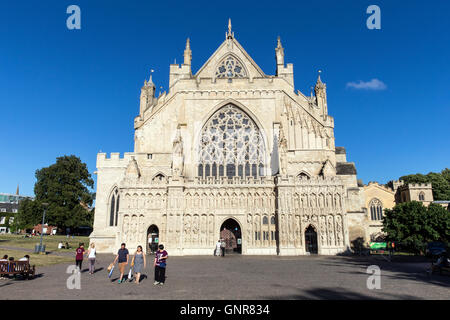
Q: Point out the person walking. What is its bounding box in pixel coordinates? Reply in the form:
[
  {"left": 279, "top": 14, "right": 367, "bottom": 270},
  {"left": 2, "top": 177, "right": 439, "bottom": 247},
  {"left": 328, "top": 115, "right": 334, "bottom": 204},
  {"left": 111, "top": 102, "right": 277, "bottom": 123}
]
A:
[
  {"left": 153, "top": 244, "right": 168, "bottom": 286},
  {"left": 75, "top": 243, "right": 85, "bottom": 271},
  {"left": 87, "top": 243, "right": 96, "bottom": 275},
  {"left": 131, "top": 245, "right": 146, "bottom": 284},
  {"left": 220, "top": 238, "right": 226, "bottom": 257},
  {"left": 113, "top": 243, "right": 129, "bottom": 283},
  {"left": 215, "top": 239, "right": 221, "bottom": 256}
]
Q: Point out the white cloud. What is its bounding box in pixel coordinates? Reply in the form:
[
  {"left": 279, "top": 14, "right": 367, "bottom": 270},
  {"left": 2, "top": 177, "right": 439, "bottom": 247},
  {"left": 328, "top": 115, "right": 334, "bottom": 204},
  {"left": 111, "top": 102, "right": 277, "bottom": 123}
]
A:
[{"left": 346, "top": 78, "right": 387, "bottom": 90}]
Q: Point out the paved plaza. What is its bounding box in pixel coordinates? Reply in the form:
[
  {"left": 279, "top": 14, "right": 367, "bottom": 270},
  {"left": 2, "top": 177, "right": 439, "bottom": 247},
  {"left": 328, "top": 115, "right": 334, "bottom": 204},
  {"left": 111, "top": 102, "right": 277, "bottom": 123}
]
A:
[{"left": 1, "top": 254, "right": 449, "bottom": 300}]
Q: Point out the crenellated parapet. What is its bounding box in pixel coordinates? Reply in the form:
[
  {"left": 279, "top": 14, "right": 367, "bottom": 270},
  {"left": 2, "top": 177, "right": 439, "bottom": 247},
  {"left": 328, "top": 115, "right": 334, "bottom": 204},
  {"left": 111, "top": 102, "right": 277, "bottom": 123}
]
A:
[{"left": 97, "top": 152, "right": 136, "bottom": 168}]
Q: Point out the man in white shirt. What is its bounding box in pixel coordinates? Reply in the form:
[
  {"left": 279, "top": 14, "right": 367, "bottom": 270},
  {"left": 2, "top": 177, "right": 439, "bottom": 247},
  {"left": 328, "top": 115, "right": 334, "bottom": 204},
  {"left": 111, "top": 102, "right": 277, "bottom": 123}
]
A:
[{"left": 18, "top": 255, "right": 30, "bottom": 262}]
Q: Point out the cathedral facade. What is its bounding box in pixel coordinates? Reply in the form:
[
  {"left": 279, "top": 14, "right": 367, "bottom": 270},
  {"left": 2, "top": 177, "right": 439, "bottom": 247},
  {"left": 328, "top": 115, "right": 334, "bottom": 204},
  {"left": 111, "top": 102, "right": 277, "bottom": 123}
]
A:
[{"left": 90, "top": 22, "right": 368, "bottom": 255}]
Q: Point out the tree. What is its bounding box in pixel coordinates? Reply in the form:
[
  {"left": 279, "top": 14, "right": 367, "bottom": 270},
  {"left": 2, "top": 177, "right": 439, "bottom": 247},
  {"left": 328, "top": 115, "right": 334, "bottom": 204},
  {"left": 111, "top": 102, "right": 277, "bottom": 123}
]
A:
[
  {"left": 399, "top": 168, "right": 450, "bottom": 201},
  {"left": 382, "top": 201, "right": 450, "bottom": 253},
  {"left": 13, "top": 198, "right": 43, "bottom": 231},
  {"left": 33, "top": 155, "right": 94, "bottom": 231}
]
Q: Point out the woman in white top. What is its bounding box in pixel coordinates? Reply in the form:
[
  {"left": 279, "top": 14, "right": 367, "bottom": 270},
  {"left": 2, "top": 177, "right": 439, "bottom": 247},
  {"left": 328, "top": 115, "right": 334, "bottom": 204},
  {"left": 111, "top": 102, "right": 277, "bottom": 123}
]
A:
[
  {"left": 215, "top": 240, "right": 221, "bottom": 256},
  {"left": 87, "top": 243, "right": 96, "bottom": 274}
]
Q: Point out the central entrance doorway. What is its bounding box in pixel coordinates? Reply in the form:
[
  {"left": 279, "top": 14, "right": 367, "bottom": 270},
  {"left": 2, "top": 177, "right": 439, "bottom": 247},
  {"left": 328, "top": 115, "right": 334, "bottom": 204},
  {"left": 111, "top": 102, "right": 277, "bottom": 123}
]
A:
[
  {"left": 220, "top": 218, "right": 242, "bottom": 254},
  {"left": 305, "top": 225, "right": 318, "bottom": 254},
  {"left": 147, "top": 225, "right": 159, "bottom": 254}
]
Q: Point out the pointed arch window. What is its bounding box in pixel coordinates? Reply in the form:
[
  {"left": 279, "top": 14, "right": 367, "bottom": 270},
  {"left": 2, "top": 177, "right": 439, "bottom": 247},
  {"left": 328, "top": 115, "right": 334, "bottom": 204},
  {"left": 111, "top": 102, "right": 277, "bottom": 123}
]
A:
[
  {"left": 215, "top": 55, "right": 247, "bottom": 79},
  {"left": 418, "top": 192, "right": 425, "bottom": 201},
  {"left": 198, "top": 104, "right": 265, "bottom": 178},
  {"left": 369, "top": 198, "right": 383, "bottom": 221},
  {"left": 109, "top": 188, "right": 120, "bottom": 226}
]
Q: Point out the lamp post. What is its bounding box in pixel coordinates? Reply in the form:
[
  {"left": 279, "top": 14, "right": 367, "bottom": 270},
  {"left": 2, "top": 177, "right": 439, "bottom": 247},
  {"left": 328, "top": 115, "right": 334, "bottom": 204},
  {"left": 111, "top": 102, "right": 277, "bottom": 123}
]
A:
[{"left": 39, "top": 203, "right": 48, "bottom": 254}]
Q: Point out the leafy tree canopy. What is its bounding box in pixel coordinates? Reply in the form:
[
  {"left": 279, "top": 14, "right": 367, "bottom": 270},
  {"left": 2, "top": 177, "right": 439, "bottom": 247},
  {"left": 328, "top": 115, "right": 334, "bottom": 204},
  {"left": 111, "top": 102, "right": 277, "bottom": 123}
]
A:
[
  {"left": 13, "top": 198, "right": 43, "bottom": 231},
  {"left": 16, "top": 155, "right": 95, "bottom": 232},
  {"left": 399, "top": 168, "right": 450, "bottom": 201},
  {"left": 382, "top": 201, "right": 450, "bottom": 253}
]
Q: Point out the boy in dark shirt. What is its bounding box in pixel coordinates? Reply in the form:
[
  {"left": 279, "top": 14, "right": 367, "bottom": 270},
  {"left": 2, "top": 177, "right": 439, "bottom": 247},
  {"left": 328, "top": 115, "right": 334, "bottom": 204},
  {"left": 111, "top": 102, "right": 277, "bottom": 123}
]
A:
[
  {"left": 153, "top": 244, "right": 168, "bottom": 286},
  {"left": 113, "top": 243, "right": 129, "bottom": 283}
]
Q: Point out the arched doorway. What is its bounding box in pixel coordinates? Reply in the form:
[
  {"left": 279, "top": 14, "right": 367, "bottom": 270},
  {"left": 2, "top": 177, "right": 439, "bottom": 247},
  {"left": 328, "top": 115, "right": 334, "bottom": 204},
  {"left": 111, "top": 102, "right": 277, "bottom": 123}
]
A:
[
  {"left": 220, "top": 218, "right": 242, "bottom": 254},
  {"left": 147, "top": 225, "right": 159, "bottom": 254},
  {"left": 305, "top": 225, "right": 318, "bottom": 254}
]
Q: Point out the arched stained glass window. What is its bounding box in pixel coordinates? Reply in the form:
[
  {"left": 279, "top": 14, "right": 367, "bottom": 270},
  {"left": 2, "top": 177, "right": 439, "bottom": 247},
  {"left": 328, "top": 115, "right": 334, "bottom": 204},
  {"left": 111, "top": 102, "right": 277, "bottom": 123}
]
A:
[
  {"left": 369, "top": 198, "right": 383, "bottom": 221},
  {"left": 198, "top": 104, "right": 265, "bottom": 178},
  {"left": 215, "top": 55, "right": 247, "bottom": 79},
  {"left": 263, "top": 216, "right": 269, "bottom": 225}
]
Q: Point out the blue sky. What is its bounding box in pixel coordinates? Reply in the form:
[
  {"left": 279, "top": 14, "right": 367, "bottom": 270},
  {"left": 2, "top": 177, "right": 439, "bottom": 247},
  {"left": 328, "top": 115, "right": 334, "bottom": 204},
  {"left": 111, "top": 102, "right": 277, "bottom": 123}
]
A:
[{"left": 1, "top": 0, "right": 449, "bottom": 197}]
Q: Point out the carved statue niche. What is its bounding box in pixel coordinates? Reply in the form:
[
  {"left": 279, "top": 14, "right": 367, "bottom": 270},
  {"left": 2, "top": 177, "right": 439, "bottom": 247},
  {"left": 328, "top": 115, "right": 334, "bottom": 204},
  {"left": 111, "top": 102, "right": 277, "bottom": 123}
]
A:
[
  {"left": 327, "top": 215, "right": 335, "bottom": 247},
  {"left": 172, "top": 126, "right": 184, "bottom": 177},
  {"left": 184, "top": 215, "right": 191, "bottom": 244},
  {"left": 278, "top": 125, "right": 288, "bottom": 176},
  {"left": 247, "top": 214, "right": 253, "bottom": 244},
  {"left": 319, "top": 215, "right": 327, "bottom": 246},
  {"left": 335, "top": 215, "right": 343, "bottom": 246}
]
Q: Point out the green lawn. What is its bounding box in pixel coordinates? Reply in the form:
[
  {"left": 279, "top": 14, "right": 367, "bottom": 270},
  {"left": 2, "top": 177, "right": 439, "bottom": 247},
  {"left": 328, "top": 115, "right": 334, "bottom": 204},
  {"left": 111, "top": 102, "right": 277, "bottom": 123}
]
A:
[
  {"left": 0, "top": 249, "right": 73, "bottom": 267},
  {"left": 0, "top": 234, "right": 90, "bottom": 252}
]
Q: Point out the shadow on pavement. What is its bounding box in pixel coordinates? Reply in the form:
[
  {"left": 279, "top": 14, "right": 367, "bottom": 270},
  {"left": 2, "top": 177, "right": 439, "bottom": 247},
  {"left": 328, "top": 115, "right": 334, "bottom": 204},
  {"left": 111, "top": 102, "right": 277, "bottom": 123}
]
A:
[
  {"left": 264, "top": 287, "right": 421, "bottom": 300},
  {"left": 93, "top": 267, "right": 104, "bottom": 273},
  {"left": 321, "top": 256, "right": 450, "bottom": 288}
]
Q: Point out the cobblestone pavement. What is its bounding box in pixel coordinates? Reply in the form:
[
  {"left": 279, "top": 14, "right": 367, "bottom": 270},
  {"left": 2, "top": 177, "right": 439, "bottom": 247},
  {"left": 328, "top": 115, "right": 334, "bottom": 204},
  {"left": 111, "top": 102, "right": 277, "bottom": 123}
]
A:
[{"left": 1, "top": 254, "right": 448, "bottom": 300}]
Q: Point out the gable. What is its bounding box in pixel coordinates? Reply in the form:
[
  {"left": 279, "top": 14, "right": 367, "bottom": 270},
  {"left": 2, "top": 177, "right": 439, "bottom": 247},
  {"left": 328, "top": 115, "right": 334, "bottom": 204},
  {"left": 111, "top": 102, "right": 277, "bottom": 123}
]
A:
[{"left": 195, "top": 37, "right": 266, "bottom": 80}]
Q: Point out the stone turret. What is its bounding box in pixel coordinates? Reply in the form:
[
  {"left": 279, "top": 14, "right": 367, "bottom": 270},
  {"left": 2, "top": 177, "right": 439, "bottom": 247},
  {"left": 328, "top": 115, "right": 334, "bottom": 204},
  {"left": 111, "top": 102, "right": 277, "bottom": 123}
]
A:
[
  {"left": 169, "top": 38, "right": 192, "bottom": 88},
  {"left": 183, "top": 38, "right": 192, "bottom": 66},
  {"left": 140, "top": 71, "right": 155, "bottom": 116},
  {"left": 314, "top": 70, "right": 328, "bottom": 120},
  {"left": 274, "top": 36, "right": 294, "bottom": 87}
]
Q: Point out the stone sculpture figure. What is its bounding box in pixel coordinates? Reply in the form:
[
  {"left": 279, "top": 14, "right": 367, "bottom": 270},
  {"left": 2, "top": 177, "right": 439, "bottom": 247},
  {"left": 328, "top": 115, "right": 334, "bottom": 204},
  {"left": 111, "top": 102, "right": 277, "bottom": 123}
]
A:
[
  {"left": 172, "top": 127, "right": 184, "bottom": 177},
  {"left": 278, "top": 125, "right": 288, "bottom": 176}
]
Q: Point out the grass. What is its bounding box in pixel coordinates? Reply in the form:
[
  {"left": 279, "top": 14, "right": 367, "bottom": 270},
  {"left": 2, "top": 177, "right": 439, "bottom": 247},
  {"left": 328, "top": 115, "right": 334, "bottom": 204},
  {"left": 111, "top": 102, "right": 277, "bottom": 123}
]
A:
[
  {"left": 0, "top": 249, "right": 73, "bottom": 267},
  {"left": 0, "top": 234, "right": 90, "bottom": 252}
]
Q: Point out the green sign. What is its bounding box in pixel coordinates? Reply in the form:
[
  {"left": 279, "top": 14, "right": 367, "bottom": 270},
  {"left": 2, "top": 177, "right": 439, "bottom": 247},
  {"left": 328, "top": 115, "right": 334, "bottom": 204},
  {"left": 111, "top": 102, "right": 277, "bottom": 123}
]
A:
[{"left": 369, "top": 242, "right": 386, "bottom": 249}]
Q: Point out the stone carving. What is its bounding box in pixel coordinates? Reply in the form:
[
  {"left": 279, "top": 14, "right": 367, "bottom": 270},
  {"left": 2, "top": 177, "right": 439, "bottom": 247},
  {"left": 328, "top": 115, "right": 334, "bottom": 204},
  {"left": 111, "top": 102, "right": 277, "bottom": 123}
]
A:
[
  {"left": 278, "top": 125, "right": 288, "bottom": 176},
  {"left": 319, "top": 215, "right": 327, "bottom": 246},
  {"left": 172, "top": 127, "right": 184, "bottom": 177},
  {"left": 335, "top": 215, "right": 343, "bottom": 246},
  {"left": 184, "top": 215, "right": 191, "bottom": 244},
  {"left": 327, "top": 215, "right": 335, "bottom": 247}
]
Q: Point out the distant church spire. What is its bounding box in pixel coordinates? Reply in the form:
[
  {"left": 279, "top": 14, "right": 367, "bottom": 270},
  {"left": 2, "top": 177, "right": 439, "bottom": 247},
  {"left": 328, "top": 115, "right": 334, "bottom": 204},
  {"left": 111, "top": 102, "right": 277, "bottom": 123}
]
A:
[
  {"left": 226, "top": 18, "right": 234, "bottom": 39},
  {"left": 16, "top": 184, "right": 19, "bottom": 195}
]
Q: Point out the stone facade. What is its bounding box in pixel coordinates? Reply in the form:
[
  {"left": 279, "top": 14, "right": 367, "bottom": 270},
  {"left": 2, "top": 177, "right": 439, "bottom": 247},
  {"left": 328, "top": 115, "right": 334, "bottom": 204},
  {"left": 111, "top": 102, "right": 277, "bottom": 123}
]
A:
[
  {"left": 90, "top": 22, "right": 368, "bottom": 255},
  {"left": 362, "top": 180, "right": 435, "bottom": 241}
]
